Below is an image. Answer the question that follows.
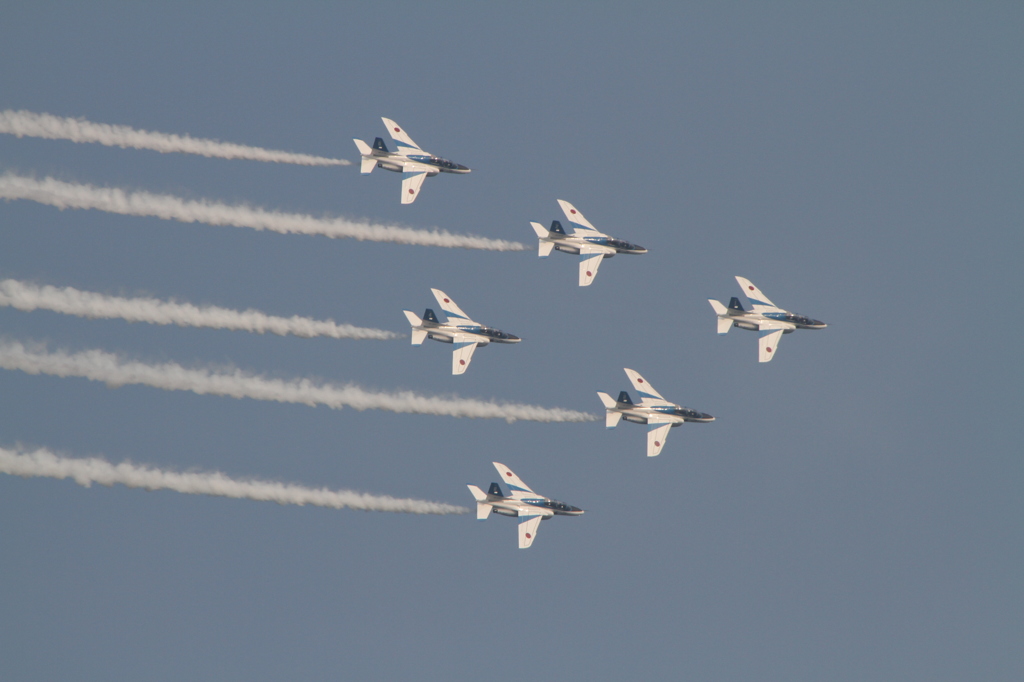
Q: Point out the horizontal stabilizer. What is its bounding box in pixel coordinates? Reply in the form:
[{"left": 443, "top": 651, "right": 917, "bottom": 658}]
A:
[
  {"left": 596, "top": 391, "right": 617, "bottom": 410},
  {"left": 708, "top": 299, "right": 728, "bottom": 316},
  {"left": 538, "top": 241, "right": 554, "bottom": 258},
  {"left": 467, "top": 484, "right": 487, "bottom": 502},
  {"left": 403, "top": 309, "right": 423, "bottom": 327},
  {"left": 353, "top": 138, "right": 372, "bottom": 156},
  {"left": 360, "top": 157, "right": 377, "bottom": 174},
  {"left": 410, "top": 329, "right": 427, "bottom": 345},
  {"left": 530, "top": 221, "right": 549, "bottom": 239},
  {"left": 606, "top": 410, "right": 623, "bottom": 429}
]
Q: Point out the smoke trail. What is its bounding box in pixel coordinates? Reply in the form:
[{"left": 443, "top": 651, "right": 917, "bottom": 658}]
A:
[
  {"left": 0, "top": 445, "right": 467, "bottom": 515},
  {"left": 0, "top": 279, "right": 398, "bottom": 340},
  {"left": 0, "top": 341, "right": 596, "bottom": 423},
  {"left": 0, "top": 173, "right": 527, "bottom": 252},
  {"left": 0, "top": 109, "right": 350, "bottom": 166}
]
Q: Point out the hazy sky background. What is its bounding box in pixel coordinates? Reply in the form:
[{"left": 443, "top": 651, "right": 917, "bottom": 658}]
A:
[{"left": 1, "top": 4, "right": 1021, "bottom": 680}]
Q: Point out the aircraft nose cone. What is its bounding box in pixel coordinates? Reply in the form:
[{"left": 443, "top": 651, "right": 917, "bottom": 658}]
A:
[
  {"left": 701, "top": 412, "right": 716, "bottom": 422},
  {"left": 457, "top": 164, "right": 471, "bottom": 173},
  {"left": 507, "top": 334, "right": 521, "bottom": 342}
]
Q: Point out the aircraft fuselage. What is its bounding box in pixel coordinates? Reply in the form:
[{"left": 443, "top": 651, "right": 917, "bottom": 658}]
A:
[
  {"left": 419, "top": 322, "right": 521, "bottom": 346},
  {"left": 369, "top": 149, "right": 470, "bottom": 175}
]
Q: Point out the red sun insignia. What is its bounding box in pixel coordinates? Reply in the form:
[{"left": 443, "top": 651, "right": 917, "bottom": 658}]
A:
[
  {"left": 655, "top": 441, "right": 661, "bottom": 447},
  {"left": 637, "top": 378, "right": 644, "bottom": 383},
  {"left": 408, "top": 189, "right": 414, "bottom": 194},
  {"left": 586, "top": 271, "right": 593, "bottom": 277},
  {"left": 766, "top": 347, "right": 773, "bottom": 353},
  {"left": 443, "top": 298, "right": 450, "bottom": 303},
  {"left": 394, "top": 127, "right": 400, "bottom": 132},
  {"left": 505, "top": 471, "right": 512, "bottom": 476},
  {"left": 570, "top": 209, "right": 577, "bottom": 214},
  {"left": 459, "top": 360, "right": 466, "bottom": 365},
  {"left": 748, "top": 285, "right": 754, "bottom": 291},
  {"left": 525, "top": 533, "right": 532, "bottom": 539}
]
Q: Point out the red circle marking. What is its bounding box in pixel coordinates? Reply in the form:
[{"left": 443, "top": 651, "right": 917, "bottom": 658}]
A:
[
  {"left": 586, "top": 271, "right": 593, "bottom": 277},
  {"left": 637, "top": 377, "right": 644, "bottom": 383},
  {"left": 443, "top": 298, "right": 450, "bottom": 303},
  {"left": 408, "top": 189, "right": 415, "bottom": 194},
  {"left": 459, "top": 359, "right": 466, "bottom": 365},
  {"left": 394, "top": 127, "right": 401, "bottom": 132},
  {"left": 766, "top": 347, "right": 773, "bottom": 353},
  {"left": 748, "top": 285, "right": 755, "bottom": 291},
  {"left": 525, "top": 533, "right": 532, "bottom": 539},
  {"left": 655, "top": 441, "right": 661, "bottom": 447},
  {"left": 505, "top": 471, "right": 512, "bottom": 476},
  {"left": 570, "top": 209, "right": 577, "bottom": 214}
]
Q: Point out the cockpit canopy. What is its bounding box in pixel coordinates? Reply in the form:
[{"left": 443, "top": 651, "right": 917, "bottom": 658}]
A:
[
  {"left": 428, "top": 156, "right": 464, "bottom": 170},
  {"left": 604, "top": 237, "right": 644, "bottom": 252},
  {"left": 784, "top": 312, "right": 823, "bottom": 326},
  {"left": 479, "top": 327, "right": 517, "bottom": 340}
]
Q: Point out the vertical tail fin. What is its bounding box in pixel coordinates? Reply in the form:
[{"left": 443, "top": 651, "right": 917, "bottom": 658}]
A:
[{"left": 372, "top": 137, "right": 389, "bottom": 152}]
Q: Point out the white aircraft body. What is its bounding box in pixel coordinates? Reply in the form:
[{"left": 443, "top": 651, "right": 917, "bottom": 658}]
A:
[
  {"left": 468, "top": 462, "right": 583, "bottom": 549},
  {"left": 597, "top": 368, "right": 714, "bottom": 457},
  {"left": 353, "top": 117, "right": 471, "bottom": 204},
  {"left": 708, "top": 276, "right": 827, "bottom": 363},
  {"left": 530, "top": 200, "right": 646, "bottom": 286},
  {"left": 403, "top": 289, "right": 520, "bottom": 375}
]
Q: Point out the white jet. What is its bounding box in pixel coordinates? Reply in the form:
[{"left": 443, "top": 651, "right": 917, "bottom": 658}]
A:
[
  {"left": 708, "top": 276, "right": 827, "bottom": 363},
  {"left": 403, "top": 289, "right": 520, "bottom": 375},
  {"left": 597, "top": 368, "right": 715, "bottom": 457},
  {"left": 530, "top": 200, "right": 647, "bottom": 286},
  {"left": 353, "top": 118, "right": 471, "bottom": 204},
  {"left": 467, "top": 462, "right": 584, "bottom": 549}
]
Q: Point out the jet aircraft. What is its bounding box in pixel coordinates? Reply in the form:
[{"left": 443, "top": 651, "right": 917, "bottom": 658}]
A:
[
  {"left": 597, "top": 368, "right": 714, "bottom": 457},
  {"left": 708, "top": 276, "right": 827, "bottom": 363},
  {"left": 467, "top": 462, "right": 583, "bottom": 549},
  {"left": 353, "top": 117, "right": 470, "bottom": 204},
  {"left": 529, "top": 200, "right": 647, "bottom": 286},
  {"left": 403, "top": 288, "right": 520, "bottom": 375}
]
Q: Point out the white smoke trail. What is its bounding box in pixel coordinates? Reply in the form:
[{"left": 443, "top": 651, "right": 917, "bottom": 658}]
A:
[
  {"left": 0, "top": 173, "right": 527, "bottom": 252},
  {"left": 0, "top": 341, "right": 596, "bottom": 423},
  {"left": 0, "top": 445, "right": 467, "bottom": 515},
  {"left": 0, "top": 109, "right": 350, "bottom": 167},
  {"left": 0, "top": 279, "right": 398, "bottom": 340}
]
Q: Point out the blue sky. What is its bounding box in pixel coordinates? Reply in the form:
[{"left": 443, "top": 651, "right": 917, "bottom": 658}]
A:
[{"left": 1, "top": 4, "right": 1022, "bottom": 680}]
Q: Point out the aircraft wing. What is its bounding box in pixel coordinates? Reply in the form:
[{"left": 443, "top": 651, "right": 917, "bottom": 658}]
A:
[
  {"left": 430, "top": 289, "right": 479, "bottom": 325},
  {"left": 492, "top": 462, "right": 536, "bottom": 500},
  {"left": 758, "top": 328, "right": 785, "bottom": 363},
  {"left": 401, "top": 166, "right": 430, "bottom": 204},
  {"left": 646, "top": 416, "right": 676, "bottom": 457},
  {"left": 557, "top": 200, "right": 606, "bottom": 236},
  {"left": 518, "top": 514, "right": 544, "bottom": 549},
  {"left": 381, "top": 118, "right": 424, "bottom": 156},
  {"left": 736, "top": 276, "right": 783, "bottom": 312},
  {"left": 451, "top": 335, "right": 479, "bottom": 375},
  {"left": 624, "top": 368, "right": 674, "bottom": 407},
  {"left": 578, "top": 244, "right": 608, "bottom": 286}
]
